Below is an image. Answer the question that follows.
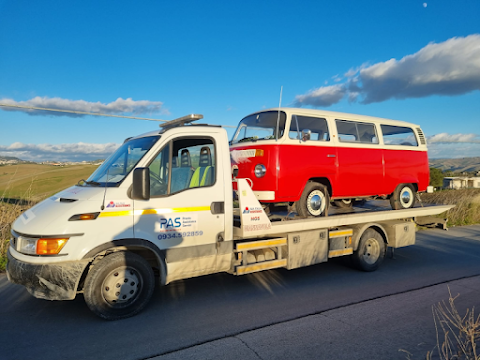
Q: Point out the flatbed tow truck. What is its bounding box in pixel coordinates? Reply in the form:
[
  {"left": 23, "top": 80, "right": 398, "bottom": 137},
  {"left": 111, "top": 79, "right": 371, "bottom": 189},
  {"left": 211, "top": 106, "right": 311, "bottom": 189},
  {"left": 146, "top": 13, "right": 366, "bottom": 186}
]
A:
[{"left": 6, "top": 114, "right": 453, "bottom": 320}]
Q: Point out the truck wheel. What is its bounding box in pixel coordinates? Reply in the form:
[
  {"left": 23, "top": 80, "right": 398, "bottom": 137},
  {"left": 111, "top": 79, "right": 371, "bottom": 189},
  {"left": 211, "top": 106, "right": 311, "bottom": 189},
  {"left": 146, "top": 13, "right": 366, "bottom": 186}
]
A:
[
  {"left": 83, "top": 251, "right": 155, "bottom": 320},
  {"left": 297, "top": 182, "right": 329, "bottom": 217},
  {"left": 333, "top": 199, "right": 353, "bottom": 209},
  {"left": 352, "top": 229, "right": 385, "bottom": 272},
  {"left": 390, "top": 184, "right": 416, "bottom": 210}
]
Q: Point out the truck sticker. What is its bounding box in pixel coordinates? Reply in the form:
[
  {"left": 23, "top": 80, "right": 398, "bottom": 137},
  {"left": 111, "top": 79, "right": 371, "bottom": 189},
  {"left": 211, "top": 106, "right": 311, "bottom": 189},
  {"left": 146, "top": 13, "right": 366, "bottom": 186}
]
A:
[
  {"left": 105, "top": 200, "right": 132, "bottom": 209},
  {"left": 237, "top": 179, "right": 272, "bottom": 233},
  {"left": 157, "top": 214, "right": 199, "bottom": 234}
]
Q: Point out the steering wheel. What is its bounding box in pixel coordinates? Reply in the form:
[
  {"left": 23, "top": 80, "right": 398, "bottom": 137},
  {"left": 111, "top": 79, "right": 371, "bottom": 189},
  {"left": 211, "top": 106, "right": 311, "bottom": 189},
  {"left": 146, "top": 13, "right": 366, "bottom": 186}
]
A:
[{"left": 150, "top": 172, "right": 167, "bottom": 195}]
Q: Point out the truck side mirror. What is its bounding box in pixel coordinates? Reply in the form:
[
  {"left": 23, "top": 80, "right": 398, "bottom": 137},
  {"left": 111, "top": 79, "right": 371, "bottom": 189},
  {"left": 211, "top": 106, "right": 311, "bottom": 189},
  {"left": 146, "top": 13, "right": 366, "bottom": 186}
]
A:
[
  {"left": 301, "top": 129, "right": 311, "bottom": 141},
  {"left": 132, "top": 168, "right": 150, "bottom": 200}
]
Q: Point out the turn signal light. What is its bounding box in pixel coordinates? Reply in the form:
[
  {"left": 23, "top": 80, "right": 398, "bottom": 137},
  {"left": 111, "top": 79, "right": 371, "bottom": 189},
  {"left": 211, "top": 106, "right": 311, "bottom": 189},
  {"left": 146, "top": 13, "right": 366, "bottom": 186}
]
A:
[
  {"left": 255, "top": 149, "right": 264, "bottom": 157},
  {"left": 69, "top": 212, "right": 100, "bottom": 221},
  {"left": 36, "top": 238, "right": 68, "bottom": 255}
]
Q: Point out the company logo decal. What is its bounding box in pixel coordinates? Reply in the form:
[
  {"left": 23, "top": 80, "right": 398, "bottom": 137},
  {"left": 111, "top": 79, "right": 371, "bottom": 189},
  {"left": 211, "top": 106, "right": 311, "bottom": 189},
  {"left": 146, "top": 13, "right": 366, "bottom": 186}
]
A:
[
  {"left": 157, "top": 215, "right": 202, "bottom": 239},
  {"left": 243, "top": 206, "right": 262, "bottom": 214},
  {"left": 106, "top": 201, "right": 131, "bottom": 208}
]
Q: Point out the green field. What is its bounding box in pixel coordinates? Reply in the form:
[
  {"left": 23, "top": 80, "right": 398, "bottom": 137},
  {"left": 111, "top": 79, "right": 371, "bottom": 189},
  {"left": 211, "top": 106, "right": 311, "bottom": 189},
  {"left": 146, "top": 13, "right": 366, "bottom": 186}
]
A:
[{"left": 0, "top": 163, "right": 99, "bottom": 201}]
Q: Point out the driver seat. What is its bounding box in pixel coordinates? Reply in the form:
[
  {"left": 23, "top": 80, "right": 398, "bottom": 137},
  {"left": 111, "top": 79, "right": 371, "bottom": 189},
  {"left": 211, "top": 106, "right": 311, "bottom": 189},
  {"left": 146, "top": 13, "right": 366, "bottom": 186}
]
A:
[{"left": 171, "top": 149, "right": 194, "bottom": 193}]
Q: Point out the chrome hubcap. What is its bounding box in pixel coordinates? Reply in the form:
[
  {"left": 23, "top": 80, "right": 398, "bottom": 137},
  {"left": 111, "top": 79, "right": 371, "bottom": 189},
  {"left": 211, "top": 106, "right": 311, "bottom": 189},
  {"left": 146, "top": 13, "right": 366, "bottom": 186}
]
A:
[
  {"left": 307, "top": 190, "right": 325, "bottom": 216},
  {"left": 400, "top": 188, "right": 414, "bottom": 208}
]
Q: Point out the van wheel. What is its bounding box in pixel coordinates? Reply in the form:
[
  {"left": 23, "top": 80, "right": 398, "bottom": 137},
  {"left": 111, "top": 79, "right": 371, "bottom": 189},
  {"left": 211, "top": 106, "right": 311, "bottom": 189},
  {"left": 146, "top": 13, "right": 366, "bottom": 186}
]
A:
[
  {"left": 84, "top": 251, "right": 155, "bottom": 320},
  {"left": 352, "top": 229, "right": 385, "bottom": 272},
  {"left": 333, "top": 199, "right": 353, "bottom": 208},
  {"left": 390, "top": 184, "right": 416, "bottom": 210},
  {"left": 297, "top": 182, "right": 329, "bottom": 217}
]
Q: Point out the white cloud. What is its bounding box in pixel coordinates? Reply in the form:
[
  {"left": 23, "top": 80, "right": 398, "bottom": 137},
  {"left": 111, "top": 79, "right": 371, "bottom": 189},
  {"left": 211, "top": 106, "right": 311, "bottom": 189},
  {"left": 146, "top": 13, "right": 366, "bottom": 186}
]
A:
[
  {"left": 0, "top": 96, "right": 165, "bottom": 117},
  {"left": 428, "top": 143, "right": 480, "bottom": 159},
  {"left": 358, "top": 34, "right": 480, "bottom": 103},
  {"left": 295, "top": 34, "right": 480, "bottom": 107},
  {"left": 294, "top": 84, "right": 346, "bottom": 107},
  {"left": 423, "top": 3, "right": 427, "bottom": 8},
  {"left": 0, "top": 142, "right": 120, "bottom": 162},
  {"left": 428, "top": 133, "right": 480, "bottom": 144}
]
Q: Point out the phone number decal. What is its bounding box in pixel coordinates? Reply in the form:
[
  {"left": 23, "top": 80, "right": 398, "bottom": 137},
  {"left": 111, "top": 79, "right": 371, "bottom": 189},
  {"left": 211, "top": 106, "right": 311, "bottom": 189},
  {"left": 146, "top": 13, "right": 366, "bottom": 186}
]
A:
[{"left": 158, "top": 231, "right": 204, "bottom": 240}]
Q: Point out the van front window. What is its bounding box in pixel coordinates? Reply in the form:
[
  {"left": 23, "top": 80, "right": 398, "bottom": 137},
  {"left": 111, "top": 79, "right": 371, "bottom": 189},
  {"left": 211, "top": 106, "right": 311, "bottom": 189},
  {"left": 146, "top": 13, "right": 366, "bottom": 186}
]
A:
[
  {"left": 231, "top": 111, "right": 286, "bottom": 144},
  {"left": 83, "top": 136, "right": 159, "bottom": 186}
]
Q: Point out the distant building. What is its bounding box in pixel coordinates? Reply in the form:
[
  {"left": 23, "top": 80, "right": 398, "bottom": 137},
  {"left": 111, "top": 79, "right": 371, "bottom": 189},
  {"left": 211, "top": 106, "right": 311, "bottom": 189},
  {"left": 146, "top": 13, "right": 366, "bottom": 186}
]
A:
[{"left": 443, "top": 177, "right": 480, "bottom": 189}]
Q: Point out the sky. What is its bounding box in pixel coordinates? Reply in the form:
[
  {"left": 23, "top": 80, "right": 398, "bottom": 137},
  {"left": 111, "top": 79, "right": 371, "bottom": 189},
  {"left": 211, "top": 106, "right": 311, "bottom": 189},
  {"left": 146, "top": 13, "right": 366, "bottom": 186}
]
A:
[{"left": 0, "top": 0, "right": 479, "bottom": 162}]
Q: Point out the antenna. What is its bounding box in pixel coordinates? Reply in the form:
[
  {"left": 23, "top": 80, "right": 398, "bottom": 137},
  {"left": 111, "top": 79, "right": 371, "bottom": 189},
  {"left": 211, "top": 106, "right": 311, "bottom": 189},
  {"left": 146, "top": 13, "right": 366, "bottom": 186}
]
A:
[{"left": 275, "top": 86, "right": 283, "bottom": 141}]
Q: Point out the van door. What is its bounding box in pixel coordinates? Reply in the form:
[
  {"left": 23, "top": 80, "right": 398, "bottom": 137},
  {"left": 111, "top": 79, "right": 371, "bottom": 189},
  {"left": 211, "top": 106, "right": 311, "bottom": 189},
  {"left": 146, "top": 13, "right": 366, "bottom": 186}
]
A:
[
  {"left": 133, "top": 136, "right": 227, "bottom": 280},
  {"left": 279, "top": 115, "right": 337, "bottom": 200},
  {"left": 334, "top": 120, "right": 385, "bottom": 197}
]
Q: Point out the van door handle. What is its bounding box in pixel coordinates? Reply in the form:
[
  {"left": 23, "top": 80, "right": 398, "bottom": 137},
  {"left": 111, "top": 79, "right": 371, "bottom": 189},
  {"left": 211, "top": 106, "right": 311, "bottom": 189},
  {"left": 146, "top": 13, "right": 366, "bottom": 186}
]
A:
[{"left": 327, "top": 154, "right": 336, "bottom": 158}]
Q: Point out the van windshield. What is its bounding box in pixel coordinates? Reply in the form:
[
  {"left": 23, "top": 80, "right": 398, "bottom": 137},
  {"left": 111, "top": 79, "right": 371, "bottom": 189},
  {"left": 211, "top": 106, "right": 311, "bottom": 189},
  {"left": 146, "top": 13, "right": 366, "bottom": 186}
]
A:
[
  {"left": 83, "top": 136, "right": 160, "bottom": 187},
  {"left": 231, "top": 111, "right": 286, "bottom": 144}
]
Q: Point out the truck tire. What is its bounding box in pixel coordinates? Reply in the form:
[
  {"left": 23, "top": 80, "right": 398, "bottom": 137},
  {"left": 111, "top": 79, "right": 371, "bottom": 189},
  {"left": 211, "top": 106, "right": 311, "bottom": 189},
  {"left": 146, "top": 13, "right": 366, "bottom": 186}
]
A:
[
  {"left": 83, "top": 251, "right": 155, "bottom": 320},
  {"left": 297, "top": 182, "right": 329, "bottom": 217},
  {"left": 352, "top": 229, "right": 385, "bottom": 272},
  {"left": 389, "top": 184, "right": 416, "bottom": 210}
]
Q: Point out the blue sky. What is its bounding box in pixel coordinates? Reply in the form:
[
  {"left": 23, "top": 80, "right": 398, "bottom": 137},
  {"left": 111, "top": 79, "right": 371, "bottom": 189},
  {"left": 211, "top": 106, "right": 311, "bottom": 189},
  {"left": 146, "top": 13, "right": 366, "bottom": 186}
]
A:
[{"left": 0, "top": 0, "right": 479, "bottom": 161}]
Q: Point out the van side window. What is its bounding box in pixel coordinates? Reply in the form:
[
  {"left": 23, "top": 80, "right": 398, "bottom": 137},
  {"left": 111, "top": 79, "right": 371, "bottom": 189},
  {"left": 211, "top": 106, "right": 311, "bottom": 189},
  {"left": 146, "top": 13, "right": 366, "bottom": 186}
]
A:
[
  {"left": 148, "top": 137, "right": 216, "bottom": 197},
  {"left": 289, "top": 115, "right": 330, "bottom": 141},
  {"left": 381, "top": 125, "right": 419, "bottom": 146},
  {"left": 336, "top": 120, "right": 378, "bottom": 144}
]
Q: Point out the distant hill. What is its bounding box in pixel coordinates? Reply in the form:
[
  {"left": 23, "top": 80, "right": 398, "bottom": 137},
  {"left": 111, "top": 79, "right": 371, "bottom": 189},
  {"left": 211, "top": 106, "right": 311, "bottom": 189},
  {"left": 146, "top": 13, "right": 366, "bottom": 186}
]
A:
[
  {"left": 429, "top": 157, "right": 480, "bottom": 173},
  {"left": 0, "top": 156, "right": 23, "bottom": 161}
]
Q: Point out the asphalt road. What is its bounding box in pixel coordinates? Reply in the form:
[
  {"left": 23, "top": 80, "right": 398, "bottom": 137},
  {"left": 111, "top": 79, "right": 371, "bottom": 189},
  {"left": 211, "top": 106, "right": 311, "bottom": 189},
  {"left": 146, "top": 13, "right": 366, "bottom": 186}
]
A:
[{"left": 1, "top": 225, "right": 480, "bottom": 360}]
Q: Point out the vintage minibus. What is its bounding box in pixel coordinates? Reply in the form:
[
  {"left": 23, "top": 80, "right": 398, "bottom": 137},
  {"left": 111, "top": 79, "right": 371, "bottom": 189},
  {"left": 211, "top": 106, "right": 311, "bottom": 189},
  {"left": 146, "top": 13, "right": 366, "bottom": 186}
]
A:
[{"left": 230, "top": 107, "right": 429, "bottom": 217}]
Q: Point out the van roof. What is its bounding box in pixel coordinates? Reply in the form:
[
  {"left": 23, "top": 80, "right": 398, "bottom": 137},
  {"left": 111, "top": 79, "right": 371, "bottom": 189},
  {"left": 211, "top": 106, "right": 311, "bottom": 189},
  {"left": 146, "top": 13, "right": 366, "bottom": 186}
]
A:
[{"left": 249, "top": 107, "right": 420, "bottom": 128}]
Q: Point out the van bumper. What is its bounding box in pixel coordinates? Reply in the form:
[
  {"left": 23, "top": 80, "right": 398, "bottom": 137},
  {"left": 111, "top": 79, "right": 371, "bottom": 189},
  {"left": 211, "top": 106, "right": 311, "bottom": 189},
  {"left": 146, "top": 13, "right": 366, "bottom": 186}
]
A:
[{"left": 6, "top": 248, "right": 90, "bottom": 301}]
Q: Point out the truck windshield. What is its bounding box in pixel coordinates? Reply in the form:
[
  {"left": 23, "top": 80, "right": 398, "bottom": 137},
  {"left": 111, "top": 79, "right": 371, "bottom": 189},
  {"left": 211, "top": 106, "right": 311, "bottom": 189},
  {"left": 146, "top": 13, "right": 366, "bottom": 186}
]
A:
[
  {"left": 231, "top": 111, "right": 286, "bottom": 144},
  {"left": 83, "top": 136, "right": 160, "bottom": 187}
]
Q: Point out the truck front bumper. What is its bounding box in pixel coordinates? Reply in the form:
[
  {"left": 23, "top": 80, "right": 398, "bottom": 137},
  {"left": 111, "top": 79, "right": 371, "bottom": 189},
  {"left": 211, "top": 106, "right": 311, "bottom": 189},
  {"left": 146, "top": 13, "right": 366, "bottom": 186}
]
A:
[{"left": 6, "top": 248, "right": 90, "bottom": 301}]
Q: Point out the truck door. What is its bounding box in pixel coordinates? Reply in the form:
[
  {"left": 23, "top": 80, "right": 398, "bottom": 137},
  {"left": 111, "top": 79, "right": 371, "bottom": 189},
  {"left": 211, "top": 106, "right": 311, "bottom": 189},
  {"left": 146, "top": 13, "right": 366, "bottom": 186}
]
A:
[{"left": 133, "top": 135, "right": 226, "bottom": 277}]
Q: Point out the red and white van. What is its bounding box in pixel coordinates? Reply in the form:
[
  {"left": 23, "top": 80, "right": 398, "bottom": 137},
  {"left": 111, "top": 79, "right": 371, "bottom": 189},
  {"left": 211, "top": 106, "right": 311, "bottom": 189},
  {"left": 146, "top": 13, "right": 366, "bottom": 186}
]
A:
[{"left": 230, "top": 108, "right": 429, "bottom": 216}]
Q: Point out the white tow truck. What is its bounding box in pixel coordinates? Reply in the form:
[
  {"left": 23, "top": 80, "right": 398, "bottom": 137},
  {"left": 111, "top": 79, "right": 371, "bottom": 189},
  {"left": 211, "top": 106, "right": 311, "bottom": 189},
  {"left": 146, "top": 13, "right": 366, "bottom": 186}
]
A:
[{"left": 7, "top": 114, "right": 452, "bottom": 320}]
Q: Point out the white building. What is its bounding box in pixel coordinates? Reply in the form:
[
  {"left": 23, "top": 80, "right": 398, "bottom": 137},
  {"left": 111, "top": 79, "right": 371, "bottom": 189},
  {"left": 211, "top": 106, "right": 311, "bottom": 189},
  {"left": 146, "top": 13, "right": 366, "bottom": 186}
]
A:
[{"left": 443, "top": 177, "right": 480, "bottom": 189}]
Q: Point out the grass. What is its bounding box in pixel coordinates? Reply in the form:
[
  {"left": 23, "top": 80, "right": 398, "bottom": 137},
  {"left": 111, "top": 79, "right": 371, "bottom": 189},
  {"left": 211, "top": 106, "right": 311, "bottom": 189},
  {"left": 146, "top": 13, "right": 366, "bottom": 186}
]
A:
[
  {"left": 419, "top": 189, "right": 480, "bottom": 227},
  {"left": 0, "top": 164, "right": 97, "bottom": 272},
  {"left": 429, "top": 289, "right": 480, "bottom": 360},
  {"left": 0, "top": 163, "right": 98, "bottom": 201},
  {"left": 403, "top": 288, "right": 480, "bottom": 360}
]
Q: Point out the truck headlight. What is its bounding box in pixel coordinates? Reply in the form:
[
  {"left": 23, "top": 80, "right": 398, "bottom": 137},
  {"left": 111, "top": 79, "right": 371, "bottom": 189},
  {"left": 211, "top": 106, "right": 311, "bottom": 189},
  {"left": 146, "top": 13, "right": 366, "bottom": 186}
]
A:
[
  {"left": 254, "top": 164, "right": 266, "bottom": 178},
  {"left": 17, "top": 236, "right": 69, "bottom": 255}
]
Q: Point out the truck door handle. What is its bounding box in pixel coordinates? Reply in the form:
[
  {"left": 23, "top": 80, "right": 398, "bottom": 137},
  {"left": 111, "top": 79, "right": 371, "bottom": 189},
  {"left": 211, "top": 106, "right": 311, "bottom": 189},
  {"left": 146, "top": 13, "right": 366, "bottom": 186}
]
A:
[
  {"left": 211, "top": 202, "right": 224, "bottom": 214},
  {"left": 327, "top": 154, "right": 336, "bottom": 158}
]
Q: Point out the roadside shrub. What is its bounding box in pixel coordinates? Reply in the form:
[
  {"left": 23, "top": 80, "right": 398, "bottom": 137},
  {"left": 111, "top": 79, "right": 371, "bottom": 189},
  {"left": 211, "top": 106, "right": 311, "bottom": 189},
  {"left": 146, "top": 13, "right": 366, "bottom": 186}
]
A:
[{"left": 419, "top": 189, "right": 480, "bottom": 226}]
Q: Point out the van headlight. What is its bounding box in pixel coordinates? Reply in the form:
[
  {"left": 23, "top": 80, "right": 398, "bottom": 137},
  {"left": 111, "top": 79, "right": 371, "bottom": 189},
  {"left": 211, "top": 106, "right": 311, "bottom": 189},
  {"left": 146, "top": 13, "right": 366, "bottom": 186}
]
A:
[
  {"left": 254, "top": 164, "right": 266, "bottom": 178},
  {"left": 17, "top": 236, "right": 69, "bottom": 255}
]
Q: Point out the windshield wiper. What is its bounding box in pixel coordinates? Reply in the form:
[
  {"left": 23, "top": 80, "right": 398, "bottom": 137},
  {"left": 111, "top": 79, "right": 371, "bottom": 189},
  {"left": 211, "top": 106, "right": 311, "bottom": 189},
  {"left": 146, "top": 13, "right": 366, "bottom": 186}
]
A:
[
  {"left": 77, "top": 179, "right": 101, "bottom": 186},
  {"left": 237, "top": 136, "right": 258, "bottom": 143}
]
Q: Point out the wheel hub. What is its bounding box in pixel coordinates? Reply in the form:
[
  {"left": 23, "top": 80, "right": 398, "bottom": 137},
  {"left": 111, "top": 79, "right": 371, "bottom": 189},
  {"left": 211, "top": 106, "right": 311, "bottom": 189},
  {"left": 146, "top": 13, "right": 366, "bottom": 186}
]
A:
[
  {"left": 102, "top": 266, "right": 141, "bottom": 304},
  {"left": 310, "top": 194, "right": 322, "bottom": 211},
  {"left": 306, "top": 190, "right": 325, "bottom": 216},
  {"left": 362, "top": 238, "right": 380, "bottom": 264},
  {"left": 400, "top": 188, "right": 413, "bottom": 207}
]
